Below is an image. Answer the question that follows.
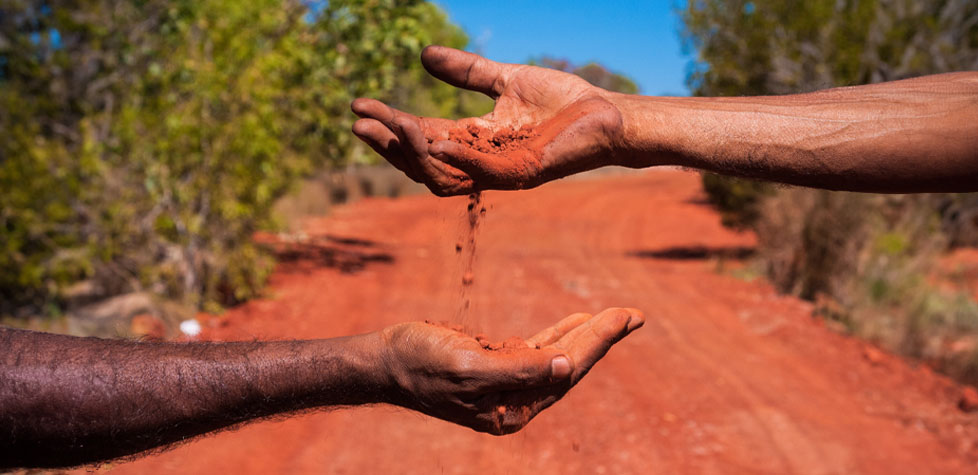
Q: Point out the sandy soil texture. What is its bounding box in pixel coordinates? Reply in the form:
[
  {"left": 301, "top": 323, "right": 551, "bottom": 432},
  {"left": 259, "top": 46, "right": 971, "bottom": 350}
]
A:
[{"left": 93, "top": 169, "right": 978, "bottom": 474}]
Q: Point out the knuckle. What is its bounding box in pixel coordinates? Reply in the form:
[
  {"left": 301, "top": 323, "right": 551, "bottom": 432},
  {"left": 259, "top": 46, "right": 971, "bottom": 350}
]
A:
[
  {"left": 448, "top": 351, "right": 479, "bottom": 375},
  {"left": 427, "top": 182, "right": 452, "bottom": 197}
]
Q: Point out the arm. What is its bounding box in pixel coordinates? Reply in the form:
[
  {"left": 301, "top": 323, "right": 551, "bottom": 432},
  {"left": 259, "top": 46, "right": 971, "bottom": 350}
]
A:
[
  {"left": 616, "top": 72, "right": 978, "bottom": 193},
  {"left": 0, "top": 308, "right": 643, "bottom": 469},
  {"left": 352, "top": 46, "right": 978, "bottom": 195}
]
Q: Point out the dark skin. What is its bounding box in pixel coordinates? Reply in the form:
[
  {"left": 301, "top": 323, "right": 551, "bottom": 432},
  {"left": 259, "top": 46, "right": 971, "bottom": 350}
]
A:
[
  {"left": 352, "top": 46, "right": 978, "bottom": 195},
  {"left": 0, "top": 308, "right": 643, "bottom": 469}
]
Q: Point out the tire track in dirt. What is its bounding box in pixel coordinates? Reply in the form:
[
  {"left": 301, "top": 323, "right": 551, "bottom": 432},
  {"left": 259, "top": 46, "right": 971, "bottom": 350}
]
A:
[{"left": 91, "top": 170, "right": 978, "bottom": 474}]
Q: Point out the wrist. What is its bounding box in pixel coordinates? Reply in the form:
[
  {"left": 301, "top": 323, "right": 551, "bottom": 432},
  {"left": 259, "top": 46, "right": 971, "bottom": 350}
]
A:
[
  {"left": 604, "top": 92, "right": 684, "bottom": 168},
  {"left": 264, "top": 333, "right": 393, "bottom": 409},
  {"left": 329, "top": 331, "right": 397, "bottom": 405}
]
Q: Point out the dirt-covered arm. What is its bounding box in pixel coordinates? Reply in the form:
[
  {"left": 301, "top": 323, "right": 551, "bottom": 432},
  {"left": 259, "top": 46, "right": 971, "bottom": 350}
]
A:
[
  {"left": 0, "top": 327, "right": 388, "bottom": 468},
  {"left": 352, "top": 46, "right": 977, "bottom": 195},
  {"left": 613, "top": 72, "right": 978, "bottom": 193},
  {"left": 0, "top": 308, "right": 643, "bottom": 469}
]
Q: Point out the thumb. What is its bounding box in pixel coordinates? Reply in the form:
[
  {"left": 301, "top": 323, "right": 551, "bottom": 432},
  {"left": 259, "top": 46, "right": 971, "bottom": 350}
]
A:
[
  {"left": 421, "top": 45, "right": 515, "bottom": 99},
  {"left": 468, "top": 347, "right": 575, "bottom": 392},
  {"left": 555, "top": 308, "right": 644, "bottom": 382}
]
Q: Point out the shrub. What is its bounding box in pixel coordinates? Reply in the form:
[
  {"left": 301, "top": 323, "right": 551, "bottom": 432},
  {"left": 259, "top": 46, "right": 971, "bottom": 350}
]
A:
[
  {"left": 0, "top": 0, "right": 473, "bottom": 314},
  {"left": 700, "top": 173, "right": 773, "bottom": 230},
  {"left": 682, "top": 0, "right": 978, "bottom": 381}
]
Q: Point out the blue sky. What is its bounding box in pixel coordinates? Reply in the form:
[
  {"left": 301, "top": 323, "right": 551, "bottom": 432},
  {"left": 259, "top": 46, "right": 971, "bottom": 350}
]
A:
[{"left": 432, "top": 1, "right": 691, "bottom": 96}]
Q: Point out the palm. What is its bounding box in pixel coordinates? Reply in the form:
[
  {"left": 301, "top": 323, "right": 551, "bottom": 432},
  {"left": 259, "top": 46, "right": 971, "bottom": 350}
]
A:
[
  {"left": 489, "top": 67, "right": 594, "bottom": 125},
  {"left": 382, "top": 308, "right": 643, "bottom": 435},
  {"left": 352, "top": 46, "right": 623, "bottom": 196}
]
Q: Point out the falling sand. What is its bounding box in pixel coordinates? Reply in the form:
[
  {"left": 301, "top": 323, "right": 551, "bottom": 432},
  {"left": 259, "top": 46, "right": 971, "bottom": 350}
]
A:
[
  {"left": 448, "top": 124, "right": 542, "bottom": 326},
  {"left": 454, "top": 191, "right": 485, "bottom": 324}
]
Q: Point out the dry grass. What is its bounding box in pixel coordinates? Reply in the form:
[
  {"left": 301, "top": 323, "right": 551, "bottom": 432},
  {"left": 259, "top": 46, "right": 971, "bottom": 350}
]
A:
[{"left": 711, "top": 179, "right": 978, "bottom": 383}]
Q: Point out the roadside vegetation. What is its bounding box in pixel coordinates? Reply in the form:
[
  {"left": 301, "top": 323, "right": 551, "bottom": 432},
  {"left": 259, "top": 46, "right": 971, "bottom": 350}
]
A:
[
  {"left": 0, "top": 0, "right": 639, "bottom": 326},
  {"left": 682, "top": 0, "right": 978, "bottom": 382},
  {"left": 0, "top": 0, "right": 494, "bottom": 316}
]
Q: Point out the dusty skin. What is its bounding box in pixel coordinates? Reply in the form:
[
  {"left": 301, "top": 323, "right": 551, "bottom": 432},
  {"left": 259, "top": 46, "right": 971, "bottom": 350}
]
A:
[
  {"left": 351, "top": 46, "right": 625, "bottom": 195},
  {"left": 385, "top": 308, "right": 644, "bottom": 435},
  {"left": 0, "top": 307, "right": 643, "bottom": 469},
  {"left": 353, "top": 46, "right": 978, "bottom": 195},
  {"left": 100, "top": 171, "right": 978, "bottom": 474}
]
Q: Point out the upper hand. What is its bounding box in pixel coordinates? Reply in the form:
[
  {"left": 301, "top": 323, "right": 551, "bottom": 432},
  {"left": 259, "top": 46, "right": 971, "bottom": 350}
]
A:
[
  {"left": 351, "top": 46, "right": 626, "bottom": 196},
  {"left": 376, "top": 308, "right": 644, "bottom": 435}
]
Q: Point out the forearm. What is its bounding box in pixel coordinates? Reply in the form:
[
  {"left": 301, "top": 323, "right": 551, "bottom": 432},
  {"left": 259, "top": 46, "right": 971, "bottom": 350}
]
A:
[
  {"left": 611, "top": 72, "right": 978, "bottom": 192},
  {"left": 0, "top": 327, "right": 387, "bottom": 468}
]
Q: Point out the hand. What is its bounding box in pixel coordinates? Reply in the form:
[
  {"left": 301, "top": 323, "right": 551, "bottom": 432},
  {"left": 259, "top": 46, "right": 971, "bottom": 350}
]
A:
[
  {"left": 377, "top": 308, "right": 644, "bottom": 435},
  {"left": 351, "top": 46, "right": 627, "bottom": 196}
]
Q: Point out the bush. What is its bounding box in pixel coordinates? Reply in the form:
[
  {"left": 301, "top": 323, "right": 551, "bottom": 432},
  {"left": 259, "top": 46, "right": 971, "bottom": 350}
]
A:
[
  {"left": 700, "top": 173, "right": 773, "bottom": 230},
  {"left": 683, "top": 0, "right": 978, "bottom": 382},
  {"left": 742, "top": 186, "right": 978, "bottom": 381},
  {"left": 0, "top": 0, "right": 474, "bottom": 315}
]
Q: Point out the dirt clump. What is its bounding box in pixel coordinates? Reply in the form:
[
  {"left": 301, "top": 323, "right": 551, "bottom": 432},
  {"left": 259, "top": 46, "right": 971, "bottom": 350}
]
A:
[
  {"left": 425, "top": 320, "right": 531, "bottom": 352},
  {"left": 448, "top": 124, "right": 538, "bottom": 154},
  {"left": 959, "top": 386, "right": 978, "bottom": 412},
  {"left": 475, "top": 334, "right": 533, "bottom": 351}
]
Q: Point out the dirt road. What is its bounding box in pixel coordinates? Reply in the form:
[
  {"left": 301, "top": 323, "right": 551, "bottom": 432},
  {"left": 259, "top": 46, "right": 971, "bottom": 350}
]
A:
[{"left": 101, "top": 170, "right": 978, "bottom": 474}]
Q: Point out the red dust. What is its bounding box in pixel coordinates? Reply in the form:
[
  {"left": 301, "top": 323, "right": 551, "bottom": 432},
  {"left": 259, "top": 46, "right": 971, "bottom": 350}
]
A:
[
  {"left": 960, "top": 386, "right": 978, "bottom": 412},
  {"left": 455, "top": 192, "right": 485, "bottom": 323},
  {"left": 447, "top": 124, "right": 538, "bottom": 154},
  {"left": 99, "top": 170, "right": 978, "bottom": 475},
  {"left": 425, "top": 320, "right": 531, "bottom": 352}
]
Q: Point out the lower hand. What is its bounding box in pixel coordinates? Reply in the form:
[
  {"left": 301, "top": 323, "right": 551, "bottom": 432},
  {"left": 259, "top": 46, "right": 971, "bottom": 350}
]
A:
[{"left": 376, "top": 308, "right": 644, "bottom": 435}]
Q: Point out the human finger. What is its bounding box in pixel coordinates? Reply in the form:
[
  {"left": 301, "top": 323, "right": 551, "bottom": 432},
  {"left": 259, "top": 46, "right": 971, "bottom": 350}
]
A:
[
  {"left": 352, "top": 118, "right": 418, "bottom": 180},
  {"left": 421, "top": 45, "right": 516, "bottom": 99},
  {"left": 554, "top": 308, "right": 645, "bottom": 382},
  {"left": 422, "top": 159, "right": 476, "bottom": 196},
  {"left": 388, "top": 114, "right": 432, "bottom": 181},
  {"left": 351, "top": 97, "right": 400, "bottom": 125},
  {"left": 526, "top": 313, "right": 593, "bottom": 348},
  {"left": 459, "top": 347, "right": 574, "bottom": 392},
  {"left": 419, "top": 116, "right": 457, "bottom": 142},
  {"left": 394, "top": 115, "right": 475, "bottom": 193},
  {"left": 428, "top": 140, "right": 497, "bottom": 176}
]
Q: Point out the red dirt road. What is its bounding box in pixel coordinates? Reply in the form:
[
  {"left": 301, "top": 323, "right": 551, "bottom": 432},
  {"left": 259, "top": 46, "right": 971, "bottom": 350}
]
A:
[{"left": 100, "top": 170, "right": 978, "bottom": 474}]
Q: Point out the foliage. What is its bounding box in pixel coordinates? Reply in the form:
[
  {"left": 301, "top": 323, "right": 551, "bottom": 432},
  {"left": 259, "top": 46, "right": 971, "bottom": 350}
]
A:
[
  {"left": 0, "top": 0, "right": 472, "bottom": 314},
  {"left": 700, "top": 173, "right": 772, "bottom": 229},
  {"left": 685, "top": 0, "right": 978, "bottom": 228},
  {"left": 681, "top": 0, "right": 978, "bottom": 381},
  {"left": 683, "top": 0, "right": 978, "bottom": 95}
]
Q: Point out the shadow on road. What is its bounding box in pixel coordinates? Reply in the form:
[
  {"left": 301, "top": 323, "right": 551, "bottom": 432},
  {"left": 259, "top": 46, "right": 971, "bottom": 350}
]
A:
[
  {"left": 270, "top": 239, "right": 394, "bottom": 274},
  {"left": 627, "top": 245, "right": 755, "bottom": 260}
]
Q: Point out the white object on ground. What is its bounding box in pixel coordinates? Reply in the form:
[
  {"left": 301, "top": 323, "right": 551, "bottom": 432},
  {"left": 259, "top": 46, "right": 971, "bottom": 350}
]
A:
[{"left": 179, "top": 319, "right": 202, "bottom": 337}]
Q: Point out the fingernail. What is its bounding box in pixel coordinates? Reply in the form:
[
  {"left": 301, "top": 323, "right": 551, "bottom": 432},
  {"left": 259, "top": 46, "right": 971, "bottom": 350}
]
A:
[{"left": 551, "top": 355, "right": 572, "bottom": 380}]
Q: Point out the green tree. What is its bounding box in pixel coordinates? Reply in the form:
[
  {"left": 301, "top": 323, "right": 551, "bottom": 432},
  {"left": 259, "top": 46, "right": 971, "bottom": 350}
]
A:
[
  {"left": 685, "top": 0, "right": 978, "bottom": 232},
  {"left": 684, "top": 0, "right": 978, "bottom": 95},
  {"left": 681, "top": 0, "right": 978, "bottom": 380},
  {"left": 0, "top": 0, "right": 474, "bottom": 315}
]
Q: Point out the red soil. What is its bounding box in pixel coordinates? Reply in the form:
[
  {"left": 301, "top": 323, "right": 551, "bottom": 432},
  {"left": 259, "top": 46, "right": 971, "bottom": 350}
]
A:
[
  {"left": 448, "top": 124, "right": 538, "bottom": 154},
  {"left": 422, "top": 320, "right": 528, "bottom": 351},
  {"left": 475, "top": 334, "right": 530, "bottom": 351},
  {"left": 90, "top": 170, "right": 978, "bottom": 474},
  {"left": 453, "top": 192, "right": 485, "bottom": 325}
]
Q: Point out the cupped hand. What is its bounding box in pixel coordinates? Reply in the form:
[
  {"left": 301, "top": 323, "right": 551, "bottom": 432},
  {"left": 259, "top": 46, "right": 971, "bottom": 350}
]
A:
[
  {"left": 378, "top": 308, "right": 644, "bottom": 435},
  {"left": 351, "top": 45, "right": 626, "bottom": 196}
]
